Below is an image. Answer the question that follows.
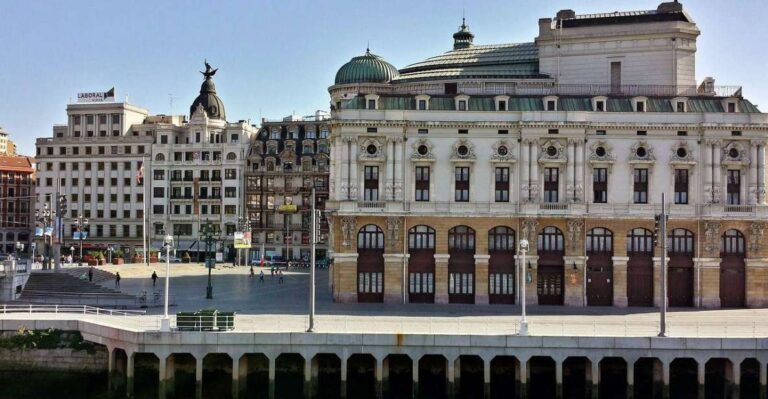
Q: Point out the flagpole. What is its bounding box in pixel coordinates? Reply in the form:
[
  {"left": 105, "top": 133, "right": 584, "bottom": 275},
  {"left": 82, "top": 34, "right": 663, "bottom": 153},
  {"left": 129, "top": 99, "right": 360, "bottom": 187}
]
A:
[{"left": 142, "top": 156, "right": 148, "bottom": 266}]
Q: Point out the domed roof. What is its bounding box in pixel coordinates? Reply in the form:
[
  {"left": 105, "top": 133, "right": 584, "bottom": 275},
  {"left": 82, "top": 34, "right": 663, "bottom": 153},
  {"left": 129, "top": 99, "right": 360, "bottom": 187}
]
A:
[
  {"left": 334, "top": 49, "right": 399, "bottom": 85},
  {"left": 190, "top": 61, "right": 226, "bottom": 120}
]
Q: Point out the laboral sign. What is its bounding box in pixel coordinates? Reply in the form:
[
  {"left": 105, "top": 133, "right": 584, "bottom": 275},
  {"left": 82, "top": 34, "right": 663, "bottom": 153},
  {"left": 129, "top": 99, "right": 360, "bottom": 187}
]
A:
[{"left": 77, "top": 87, "right": 115, "bottom": 103}]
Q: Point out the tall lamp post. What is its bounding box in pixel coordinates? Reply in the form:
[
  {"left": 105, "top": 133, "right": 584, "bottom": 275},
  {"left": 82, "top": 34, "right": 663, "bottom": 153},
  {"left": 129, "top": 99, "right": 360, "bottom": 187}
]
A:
[
  {"left": 237, "top": 216, "right": 251, "bottom": 267},
  {"left": 74, "top": 215, "right": 89, "bottom": 265},
  {"left": 202, "top": 221, "right": 217, "bottom": 299},
  {"left": 161, "top": 233, "right": 174, "bottom": 331},
  {"left": 518, "top": 239, "right": 529, "bottom": 336},
  {"left": 35, "top": 203, "right": 54, "bottom": 270}
]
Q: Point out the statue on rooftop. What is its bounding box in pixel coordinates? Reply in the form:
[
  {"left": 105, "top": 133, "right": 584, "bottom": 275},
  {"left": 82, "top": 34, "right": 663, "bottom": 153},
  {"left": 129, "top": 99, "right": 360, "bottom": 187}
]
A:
[{"left": 200, "top": 59, "right": 218, "bottom": 79}]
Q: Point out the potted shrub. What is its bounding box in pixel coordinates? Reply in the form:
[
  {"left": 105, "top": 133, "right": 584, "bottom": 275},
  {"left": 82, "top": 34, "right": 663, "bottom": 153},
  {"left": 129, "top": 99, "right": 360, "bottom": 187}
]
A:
[
  {"left": 85, "top": 252, "right": 98, "bottom": 266},
  {"left": 112, "top": 249, "right": 124, "bottom": 265},
  {"left": 182, "top": 252, "right": 191, "bottom": 263},
  {"left": 149, "top": 251, "right": 159, "bottom": 263},
  {"left": 131, "top": 251, "right": 143, "bottom": 263},
  {"left": 95, "top": 251, "right": 106, "bottom": 266}
]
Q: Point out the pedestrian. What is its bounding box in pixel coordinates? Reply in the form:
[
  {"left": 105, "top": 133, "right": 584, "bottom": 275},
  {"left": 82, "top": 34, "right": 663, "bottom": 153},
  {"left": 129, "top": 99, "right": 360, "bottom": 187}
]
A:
[
  {"left": 249, "top": 267, "right": 254, "bottom": 279},
  {"left": 278, "top": 270, "right": 284, "bottom": 284},
  {"left": 115, "top": 272, "right": 121, "bottom": 287},
  {"left": 259, "top": 270, "right": 264, "bottom": 283},
  {"left": 151, "top": 271, "right": 158, "bottom": 287},
  {"left": 270, "top": 266, "right": 275, "bottom": 276},
  {"left": 88, "top": 267, "right": 94, "bottom": 282}
]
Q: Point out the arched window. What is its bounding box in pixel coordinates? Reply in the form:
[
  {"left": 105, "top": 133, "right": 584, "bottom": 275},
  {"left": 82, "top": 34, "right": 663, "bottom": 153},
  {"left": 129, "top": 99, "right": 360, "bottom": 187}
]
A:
[
  {"left": 226, "top": 152, "right": 237, "bottom": 160},
  {"left": 448, "top": 226, "right": 475, "bottom": 251},
  {"left": 409, "top": 225, "right": 435, "bottom": 249},
  {"left": 722, "top": 229, "right": 745, "bottom": 254},
  {"left": 627, "top": 228, "right": 654, "bottom": 254},
  {"left": 586, "top": 228, "right": 613, "bottom": 253},
  {"left": 538, "top": 227, "right": 564, "bottom": 252},
  {"left": 669, "top": 229, "right": 694, "bottom": 254},
  {"left": 358, "top": 225, "right": 384, "bottom": 249},
  {"left": 154, "top": 153, "right": 165, "bottom": 162},
  {"left": 488, "top": 226, "right": 515, "bottom": 252}
]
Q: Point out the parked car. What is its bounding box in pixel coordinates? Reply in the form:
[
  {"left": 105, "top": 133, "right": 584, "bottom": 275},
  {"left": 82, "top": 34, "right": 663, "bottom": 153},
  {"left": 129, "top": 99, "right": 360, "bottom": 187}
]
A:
[
  {"left": 251, "top": 255, "right": 287, "bottom": 269},
  {"left": 158, "top": 254, "right": 182, "bottom": 263}
]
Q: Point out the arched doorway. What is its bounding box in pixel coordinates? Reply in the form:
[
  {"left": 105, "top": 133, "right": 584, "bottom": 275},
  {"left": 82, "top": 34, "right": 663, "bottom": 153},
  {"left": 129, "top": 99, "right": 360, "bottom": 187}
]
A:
[
  {"left": 668, "top": 229, "right": 694, "bottom": 307},
  {"left": 448, "top": 226, "right": 476, "bottom": 304},
  {"left": 586, "top": 227, "right": 613, "bottom": 306},
  {"left": 627, "top": 228, "right": 654, "bottom": 307},
  {"left": 537, "top": 227, "right": 564, "bottom": 305},
  {"left": 720, "top": 229, "right": 746, "bottom": 308},
  {"left": 357, "top": 224, "right": 384, "bottom": 303},
  {"left": 488, "top": 226, "right": 516, "bottom": 304},
  {"left": 408, "top": 225, "right": 435, "bottom": 303}
]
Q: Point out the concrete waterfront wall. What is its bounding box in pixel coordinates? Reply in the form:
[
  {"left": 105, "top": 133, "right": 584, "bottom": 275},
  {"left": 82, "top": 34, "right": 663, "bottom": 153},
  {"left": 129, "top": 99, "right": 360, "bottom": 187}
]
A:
[
  {"left": 2, "top": 317, "right": 768, "bottom": 398},
  {"left": 0, "top": 346, "right": 107, "bottom": 372}
]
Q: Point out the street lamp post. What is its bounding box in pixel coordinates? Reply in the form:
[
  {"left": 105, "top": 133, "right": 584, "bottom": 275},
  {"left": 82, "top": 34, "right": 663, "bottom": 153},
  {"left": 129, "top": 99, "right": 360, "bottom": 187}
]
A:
[
  {"left": 69, "top": 246, "right": 74, "bottom": 265},
  {"left": 162, "top": 233, "right": 174, "bottom": 331},
  {"left": 74, "top": 215, "right": 89, "bottom": 266},
  {"left": 202, "top": 221, "right": 216, "bottom": 299},
  {"left": 35, "top": 203, "right": 54, "bottom": 270},
  {"left": 519, "top": 239, "right": 529, "bottom": 335}
]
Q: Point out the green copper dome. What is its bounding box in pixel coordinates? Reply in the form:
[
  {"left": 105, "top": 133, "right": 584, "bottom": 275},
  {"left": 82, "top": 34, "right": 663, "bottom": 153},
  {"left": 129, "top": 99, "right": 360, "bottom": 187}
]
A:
[{"left": 334, "top": 49, "right": 399, "bottom": 85}]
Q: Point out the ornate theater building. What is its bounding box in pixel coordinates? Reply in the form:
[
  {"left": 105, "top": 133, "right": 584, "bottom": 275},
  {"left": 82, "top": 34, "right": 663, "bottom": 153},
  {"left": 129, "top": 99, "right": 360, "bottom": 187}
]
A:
[{"left": 326, "top": 2, "right": 768, "bottom": 308}]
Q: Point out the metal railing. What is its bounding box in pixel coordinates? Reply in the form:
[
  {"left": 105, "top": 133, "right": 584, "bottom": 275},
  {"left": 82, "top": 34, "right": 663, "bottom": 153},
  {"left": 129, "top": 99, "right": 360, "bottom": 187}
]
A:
[{"left": 0, "top": 304, "right": 145, "bottom": 316}]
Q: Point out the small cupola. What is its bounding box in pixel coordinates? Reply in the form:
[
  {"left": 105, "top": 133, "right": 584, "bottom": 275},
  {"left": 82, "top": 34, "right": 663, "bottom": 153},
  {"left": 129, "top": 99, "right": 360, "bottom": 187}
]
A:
[{"left": 453, "top": 18, "right": 475, "bottom": 50}]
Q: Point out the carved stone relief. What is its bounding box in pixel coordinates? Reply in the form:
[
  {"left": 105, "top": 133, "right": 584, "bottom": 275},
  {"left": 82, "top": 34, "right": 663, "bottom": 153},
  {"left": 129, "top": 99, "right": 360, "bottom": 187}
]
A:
[
  {"left": 386, "top": 217, "right": 401, "bottom": 249},
  {"left": 341, "top": 216, "right": 356, "bottom": 248},
  {"left": 704, "top": 221, "right": 720, "bottom": 254}
]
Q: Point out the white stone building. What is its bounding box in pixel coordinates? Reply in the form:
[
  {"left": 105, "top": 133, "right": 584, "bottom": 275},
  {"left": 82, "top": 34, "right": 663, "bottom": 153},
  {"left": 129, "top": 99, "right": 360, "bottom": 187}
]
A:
[{"left": 327, "top": 1, "right": 768, "bottom": 309}]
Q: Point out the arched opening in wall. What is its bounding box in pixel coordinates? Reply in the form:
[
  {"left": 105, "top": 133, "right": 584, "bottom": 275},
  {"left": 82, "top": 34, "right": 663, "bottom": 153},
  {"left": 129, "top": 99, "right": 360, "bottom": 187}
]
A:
[
  {"left": 112, "top": 348, "right": 128, "bottom": 396},
  {"left": 357, "top": 224, "right": 384, "bottom": 303},
  {"left": 670, "top": 358, "right": 698, "bottom": 399},
  {"left": 490, "top": 356, "right": 518, "bottom": 399},
  {"left": 586, "top": 227, "right": 614, "bottom": 306},
  {"left": 241, "top": 354, "right": 269, "bottom": 399},
  {"left": 537, "top": 227, "right": 564, "bottom": 305},
  {"left": 457, "top": 355, "right": 483, "bottom": 399},
  {"left": 488, "top": 226, "right": 516, "bottom": 304},
  {"left": 133, "top": 353, "right": 159, "bottom": 399},
  {"left": 528, "top": 356, "right": 556, "bottom": 399},
  {"left": 633, "top": 358, "right": 662, "bottom": 399},
  {"left": 599, "top": 357, "right": 627, "bottom": 399},
  {"left": 563, "top": 357, "right": 591, "bottom": 399},
  {"left": 312, "top": 353, "right": 340, "bottom": 399},
  {"left": 448, "top": 226, "right": 476, "bottom": 304},
  {"left": 668, "top": 228, "right": 695, "bottom": 307},
  {"left": 627, "top": 228, "right": 654, "bottom": 307},
  {"left": 202, "top": 353, "right": 232, "bottom": 399},
  {"left": 347, "top": 354, "right": 376, "bottom": 399},
  {"left": 408, "top": 225, "right": 435, "bottom": 303},
  {"left": 384, "top": 354, "right": 412, "bottom": 399},
  {"left": 167, "top": 353, "right": 196, "bottom": 399},
  {"left": 275, "top": 354, "right": 305, "bottom": 399},
  {"left": 705, "top": 358, "right": 733, "bottom": 399},
  {"left": 418, "top": 355, "right": 447, "bottom": 399},
  {"left": 740, "top": 358, "right": 761, "bottom": 399},
  {"left": 720, "top": 229, "right": 746, "bottom": 307}
]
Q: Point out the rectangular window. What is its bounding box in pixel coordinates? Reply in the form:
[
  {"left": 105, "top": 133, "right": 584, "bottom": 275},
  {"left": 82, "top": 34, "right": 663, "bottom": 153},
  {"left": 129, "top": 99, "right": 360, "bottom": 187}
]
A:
[
  {"left": 731, "top": 131, "right": 742, "bottom": 137},
  {"left": 596, "top": 101, "right": 605, "bottom": 112},
  {"left": 458, "top": 129, "right": 468, "bottom": 134},
  {"left": 677, "top": 131, "right": 688, "bottom": 136},
  {"left": 637, "top": 130, "right": 647, "bottom": 136},
  {"left": 727, "top": 170, "right": 741, "bottom": 205},
  {"left": 498, "top": 101, "right": 506, "bottom": 111},
  {"left": 548, "top": 129, "right": 559, "bottom": 135},
  {"left": 367, "top": 99, "right": 376, "bottom": 110},
  {"left": 633, "top": 168, "right": 649, "bottom": 204},
  {"left": 636, "top": 101, "right": 645, "bottom": 112},
  {"left": 448, "top": 273, "right": 474, "bottom": 294},
  {"left": 153, "top": 187, "right": 164, "bottom": 198},
  {"left": 458, "top": 100, "right": 467, "bottom": 111},
  {"left": 593, "top": 168, "right": 607, "bottom": 203},
  {"left": 546, "top": 100, "right": 556, "bottom": 111},
  {"left": 364, "top": 166, "right": 379, "bottom": 201},
  {"left": 409, "top": 272, "right": 434, "bottom": 294},
  {"left": 728, "top": 103, "right": 736, "bottom": 113},
  {"left": 418, "top": 100, "right": 427, "bottom": 110},
  {"left": 494, "top": 167, "right": 509, "bottom": 202},
  {"left": 357, "top": 272, "right": 383, "bottom": 293},
  {"left": 544, "top": 167, "right": 559, "bottom": 203},
  {"left": 676, "top": 102, "right": 686, "bottom": 112},
  {"left": 498, "top": 129, "right": 508, "bottom": 135},
  {"left": 415, "top": 166, "right": 430, "bottom": 202},
  {"left": 610, "top": 61, "right": 622, "bottom": 91},
  {"left": 489, "top": 273, "right": 514, "bottom": 295},
  {"left": 418, "top": 129, "right": 428, "bottom": 135},
  {"left": 674, "top": 169, "right": 689, "bottom": 204},
  {"left": 454, "top": 167, "right": 470, "bottom": 202},
  {"left": 596, "top": 130, "right": 606, "bottom": 136}
]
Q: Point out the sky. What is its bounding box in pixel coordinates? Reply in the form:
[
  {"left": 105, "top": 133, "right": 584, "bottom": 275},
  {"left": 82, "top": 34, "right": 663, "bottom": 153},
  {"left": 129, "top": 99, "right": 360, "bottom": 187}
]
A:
[{"left": 2, "top": 0, "right": 767, "bottom": 156}]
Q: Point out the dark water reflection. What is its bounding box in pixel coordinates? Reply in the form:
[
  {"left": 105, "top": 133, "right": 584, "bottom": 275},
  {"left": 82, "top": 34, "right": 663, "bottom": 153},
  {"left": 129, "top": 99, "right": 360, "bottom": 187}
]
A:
[{"left": 0, "top": 371, "right": 111, "bottom": 399}]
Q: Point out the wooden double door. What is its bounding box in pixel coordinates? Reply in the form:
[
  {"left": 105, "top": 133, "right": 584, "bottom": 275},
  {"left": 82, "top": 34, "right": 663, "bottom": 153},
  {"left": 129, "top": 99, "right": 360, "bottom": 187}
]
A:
[
  {"left": 537, "top": 253, "right": 564, "bottom": 305},
  {"left": 449, "top": 252, "right": 475, "bottom": 304},
  {"left": 489, "top": 251, "right": 515, "bottom": 304},
  {"left": 668, "top": 253, "right": 694, "bottom": 307},
  {"left": 357, "top": 249, "right": 384, "bottom": 303},
  {"left": 408, "top": 249, "right": 435, "bottom": 303},
  {"left": 720, "top": 254, "right": 745, "bottom": 308},
  {"left": 586, "top": 253, "right": 613, "bottom": 306},
  {"left": 627, "top": 253, "right": 654, "bottom": 307}
]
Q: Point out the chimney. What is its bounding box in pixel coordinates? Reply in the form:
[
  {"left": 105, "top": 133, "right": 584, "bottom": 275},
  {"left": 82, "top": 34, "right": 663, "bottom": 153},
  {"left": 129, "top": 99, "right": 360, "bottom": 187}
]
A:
[
  {"left": 657, "top": 1, "right": 683, "bottom": 13},
  {"left": 538, "top": 18, "right": 553, "bottom": 37}
]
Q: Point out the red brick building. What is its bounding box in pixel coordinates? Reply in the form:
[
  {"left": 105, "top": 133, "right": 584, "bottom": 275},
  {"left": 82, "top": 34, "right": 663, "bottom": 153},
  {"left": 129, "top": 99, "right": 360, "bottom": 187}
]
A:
[{"left": 0, "top": 156, "right": 35, "bottom": 254}]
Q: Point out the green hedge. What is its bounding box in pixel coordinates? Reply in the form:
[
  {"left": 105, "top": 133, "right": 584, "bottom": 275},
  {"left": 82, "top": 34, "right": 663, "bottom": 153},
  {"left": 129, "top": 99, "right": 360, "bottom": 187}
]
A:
[{"left": 0, "top": 327, "right": 98, "bottom": 353}]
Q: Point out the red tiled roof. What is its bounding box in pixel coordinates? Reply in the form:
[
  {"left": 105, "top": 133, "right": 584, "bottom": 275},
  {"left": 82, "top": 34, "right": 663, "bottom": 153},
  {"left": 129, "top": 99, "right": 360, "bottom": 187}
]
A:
[{"left": 0, "top": 156, "right": 33, "bottom": 173}]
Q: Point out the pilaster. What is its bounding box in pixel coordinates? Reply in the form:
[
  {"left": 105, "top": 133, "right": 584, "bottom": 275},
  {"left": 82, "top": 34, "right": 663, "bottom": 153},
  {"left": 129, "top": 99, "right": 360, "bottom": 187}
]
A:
[
  {"left": 384, "top": 254, "right": 408, "bottom": 303},
  {"left": 697, "top": 258, "right": 722, "bottom": 308},
  {"left": 435, "top": 254, "right": 450, "bottom": 304},
  {"left": 745, "top": 258, "right": 768, "bottom": 307},
  {"left": 564, "top": 256, "right": 587, "bottom": 307},
  {"left": 612, "top": 256, "right": 629, "bottom": 307},
  {"left": 333, "top": 253, "right": 358, "bottom": 303},
  {"left": 474, "top": 254, "right": 490, "bottom": 305}
]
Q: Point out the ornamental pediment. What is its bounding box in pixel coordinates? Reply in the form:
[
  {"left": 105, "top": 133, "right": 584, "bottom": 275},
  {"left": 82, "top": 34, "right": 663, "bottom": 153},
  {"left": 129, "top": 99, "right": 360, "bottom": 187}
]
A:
[
  {"left": 538, "top": 139, "right": 566, "bottom": 164},
  {"left": 358, "top": 137, "right": 386, "bottom": 162},
  {"left": 669, "top": 141, "right": 696, "bottom": 168},
  {"left": 721, "top": 141, "right": 750, "bottom": 167},
  {"left": 450, "top": 139, "right": 476, "bottom": 162},
  {"left": 628, "top": 141, "right": 655, "bottom": 164},
  {"left": 411, "top": 138, "right": 436, "bottom": 162},
  {"left": 490, "top": 140, "right": 516, "bottom": 163}
]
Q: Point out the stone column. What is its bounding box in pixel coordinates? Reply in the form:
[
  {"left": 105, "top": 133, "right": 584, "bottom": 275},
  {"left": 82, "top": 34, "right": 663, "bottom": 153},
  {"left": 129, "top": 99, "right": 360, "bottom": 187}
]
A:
[
  {"left": 195, "top": 356, "right": 203, "bottom": 399},
  {"left": 269, "top": 356, "right": 276, "bottom": 399},
  {"left": 759, "top": 361, "right": 767, "bottom": 399},
  {"left": 564, "top": 256, "right": 586, "bottom": 307},
  {"left": 661, "top": 361, "right": 670, "bottom": 399},
  {"left": 555, "top": 359, "right": 564, "bottom": 399},
  {"left": 758, "top": 143, "right": 766, "bottom": 204},
  {"left": 126, "top": 352, "right": 135, "bottom": 398},
  {"left": 474, "top": 254, "right": 490, "bottom": 305},
  {"left": 518, "top": 358, "right": 528, "bottom": 399},
  {"left": 384, "top": 254, "right": 407, "bottom": 303},
  {"left": 567, "top": 140, "right": 575, "bottom": 201},
  {"left": 413, "top": 360, "right": 420, "bottom": 399},
  {"left": 232, "top": 356, "right": 241, "bottom": 399},
  {"left": 448, "top": 357, "right": 456, "bottom": 399},
  {"left": 751, "top": 142, "right": 759, "bottom": 204},
  {"left": 626, "top": 359, "right": 634, "bottom": 399},
  {"left": 612, "top": 256, "right": 629, "bottom": 307},
  {"left": 732, "top": 360, "right": 741, "bottom": 399},
  {"left": 483, "top": 358, "right": 491, "bottom": 399},
  {"left": 705, "top": 141, "right": 713, "bottom": 202},
  {"left": 159, "top": 355, "right": 168, "bottom": 399},
  {"left": 713, "top": 142, "right": 722, "bottom": 204},
  {"left": 525, "top": 255, "right": 539, "bottom": 306},
  {"left": 697, "top": 361, "right": 706, "bottom": 399},
  {"left": 576, "top": 140, "right": 585, "bottom": 202},
  {"left": 698, "top": 258, "right": 722, "bottom": 308},
  {"left": 746, "top": 258, "right": 768, "bottom": 308},
  {"left": 107, "top": 347, "right": 115, "bottom": 391},
  {"left": 304, "top": 357, "right": 311, "bottom": 399},
  {"left": 340, "top": 355, "right": 348, "bottom": 399},
  {"left": 376, "top": 356, "right": 384, "bottom": 399},
  {"left": 521, "top": 141, "right": 530, "bottom": 201},
  {"left": 350, "top": 139, "right": 359, "bottom": 200},
  {"left": 435, "top": 254, "right": 450, "bottom": 304},
  {"left": 165, "top": 355, "right": 176, "bottom": 399},
  {"left": 591, "top": 360, "right": 599, "bottom": 399},
  {"left": 531, "top": 144, "right": 540, "bottom": 202},
  {"left": 333, "top": 253, "right": 359, "bottom": 303}
]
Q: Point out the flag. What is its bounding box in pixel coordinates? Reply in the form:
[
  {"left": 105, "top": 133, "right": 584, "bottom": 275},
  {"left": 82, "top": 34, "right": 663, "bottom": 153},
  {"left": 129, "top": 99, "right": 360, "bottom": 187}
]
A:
[{"left": 136, "top": 161, "right": 144, "bottom": 184}]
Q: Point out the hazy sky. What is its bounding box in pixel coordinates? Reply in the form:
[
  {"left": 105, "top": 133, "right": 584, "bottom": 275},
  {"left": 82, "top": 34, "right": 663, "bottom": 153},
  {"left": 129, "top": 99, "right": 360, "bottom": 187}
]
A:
[{"left": 2, "top": 0, "right": 766, "bottom": 156}]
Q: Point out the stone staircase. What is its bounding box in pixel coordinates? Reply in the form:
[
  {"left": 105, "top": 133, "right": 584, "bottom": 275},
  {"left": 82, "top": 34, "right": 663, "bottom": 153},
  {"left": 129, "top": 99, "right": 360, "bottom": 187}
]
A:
[
  {"left": 17, "top": 272, "right": 137, "bottom": 308},
  {"left": 60, "top": 267, "right": 116, "bottom": 285}
]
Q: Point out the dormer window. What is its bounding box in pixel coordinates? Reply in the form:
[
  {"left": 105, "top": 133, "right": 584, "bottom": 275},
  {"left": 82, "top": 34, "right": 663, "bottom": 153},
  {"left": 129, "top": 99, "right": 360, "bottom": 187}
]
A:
[
  {"left": 364, "top": 94, "right": 380, "bottom": 110},
  {"left": 367, "top": 99, "right": 376, "bottom": 110},
  {"left": 592, "top": 96, "right": 607, "bottom": 112},
  {"left": 270, "top": 129, "right": 280, "bottom": 139},
  {"left": 671, "top": 97, "right": 687, "bottom": 112},
  {"left": 418, "top": 100, "right": 427, "bottom": 110},
  {"left": 458, "top": 100, "right": 467, "bottom": 111},
  {"left": 676, "top": 102, "right": 685, "bottom": 112},
  {"left": 636, "top": 101, "right": 645, "bottom": 112},
  {"left": 596, "top": 101, "right": 605, "bottom": 111},
  {"left": 543, "top": 96, "right": 558, "bottom": 111},
  {"left": 415, "top": 94, "right": 430, "bottom": 111},
  {"left": 632, "top": 97, "right": 648, "bottom": 113},
  {"left": 498, "top": 101, "right": 506, "bottom": 111},
  {"left": 494, "top": 95, "right": 510, "bottom": 112},
  {"left": 727, "top": 102, "right": 737, "bottom": 113},
  {"left": 455, "top": 94, "right": 470, "bottom": 111}
]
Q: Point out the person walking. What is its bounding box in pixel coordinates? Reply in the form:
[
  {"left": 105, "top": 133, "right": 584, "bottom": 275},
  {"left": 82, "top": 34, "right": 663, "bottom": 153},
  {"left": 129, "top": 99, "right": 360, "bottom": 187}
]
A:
[
  {"left": 88, "top": 267, "right": 94, "bottom": 282},
  {"left": 259, "top": 270, "right": 265, "bottom": 284},
  {"left": 278, "top": 270, "right": 284, "bottom": 284},
  {"left": 115, "top": 272, "right": 121, "bottom": 288},
  {"left": 151, "top": 271, "right": 158, "bottom": 287},
  {"left": 249, "top": 267, "right": 254, "bottom": 279}
]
